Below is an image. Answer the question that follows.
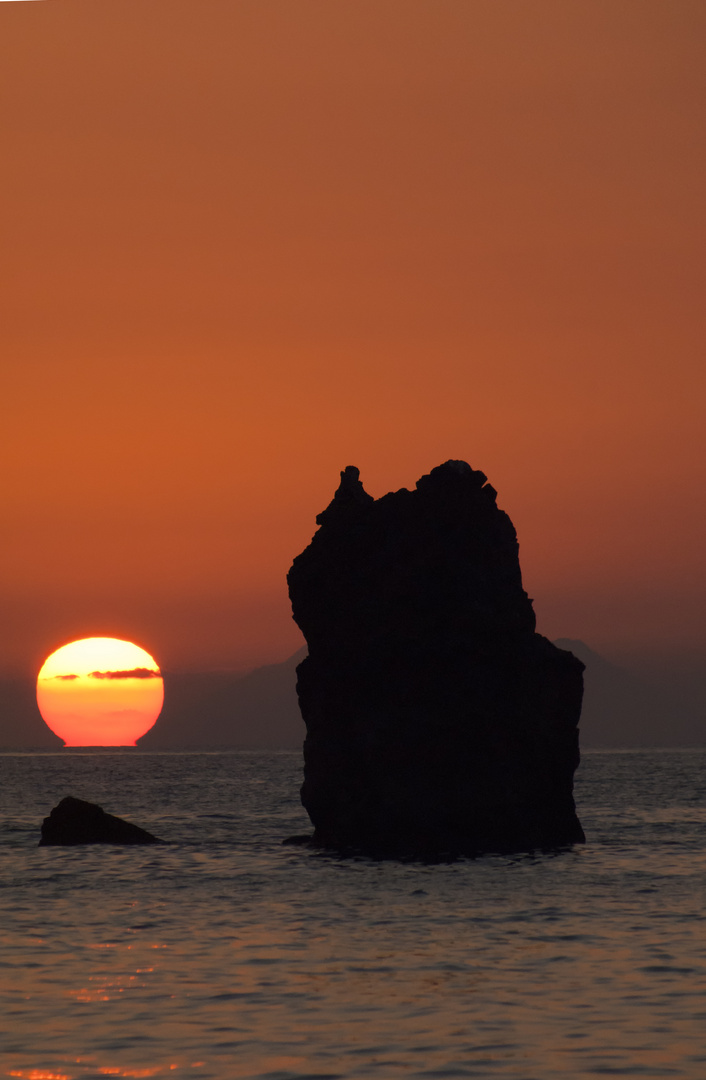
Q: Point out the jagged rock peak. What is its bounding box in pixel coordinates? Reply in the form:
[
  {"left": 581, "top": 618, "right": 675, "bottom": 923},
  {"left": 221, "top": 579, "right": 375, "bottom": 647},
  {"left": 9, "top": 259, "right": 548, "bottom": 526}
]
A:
[
  {"left": 315, "top": 465, "right": 374, "bottom": 525},
  {"left": 417, "top": 458, "right": 483, "bottom": 485}
]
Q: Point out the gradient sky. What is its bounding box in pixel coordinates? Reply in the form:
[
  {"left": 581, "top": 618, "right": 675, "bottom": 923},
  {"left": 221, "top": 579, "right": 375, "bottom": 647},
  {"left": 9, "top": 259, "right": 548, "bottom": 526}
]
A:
[{"left": 1, "top": 0, "right": 704, "bottom": 676}]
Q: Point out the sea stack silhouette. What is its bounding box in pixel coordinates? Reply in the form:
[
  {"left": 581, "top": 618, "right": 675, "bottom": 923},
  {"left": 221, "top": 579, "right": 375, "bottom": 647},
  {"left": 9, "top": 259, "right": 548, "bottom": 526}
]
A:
[{"left": 287, "top": 461, "right": 585, "bottom": 857}]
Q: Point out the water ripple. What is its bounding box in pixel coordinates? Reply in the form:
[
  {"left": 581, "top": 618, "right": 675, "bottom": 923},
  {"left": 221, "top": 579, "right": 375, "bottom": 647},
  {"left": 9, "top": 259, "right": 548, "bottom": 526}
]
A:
[{"left": 0, "top": 750, "right": 704, "bottom": 1079}]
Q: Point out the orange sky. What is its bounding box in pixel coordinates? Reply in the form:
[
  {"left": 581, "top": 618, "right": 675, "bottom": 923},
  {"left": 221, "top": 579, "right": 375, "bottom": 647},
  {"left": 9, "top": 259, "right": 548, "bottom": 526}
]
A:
[{"left": 1, "top": 0, "right": 704, "bottom": 676}]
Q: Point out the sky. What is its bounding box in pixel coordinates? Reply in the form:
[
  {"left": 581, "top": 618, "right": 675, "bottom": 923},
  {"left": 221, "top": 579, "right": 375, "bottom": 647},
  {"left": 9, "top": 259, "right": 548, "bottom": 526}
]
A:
[{"left": 1, "top": 0, "right": 704, "bottom": 678}]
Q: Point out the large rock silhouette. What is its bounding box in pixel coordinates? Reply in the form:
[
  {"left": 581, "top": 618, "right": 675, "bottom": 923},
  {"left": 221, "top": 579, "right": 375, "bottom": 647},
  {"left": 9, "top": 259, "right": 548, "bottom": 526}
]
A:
[{"left": 287, "top": 461, "right": 584, "bottom": 857}]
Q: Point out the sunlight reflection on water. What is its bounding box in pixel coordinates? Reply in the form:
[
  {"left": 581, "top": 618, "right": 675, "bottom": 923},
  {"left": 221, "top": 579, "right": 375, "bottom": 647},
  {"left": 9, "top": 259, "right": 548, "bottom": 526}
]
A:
[{"left": 0, "top": 750, "right": 705, "bottom": 1079}]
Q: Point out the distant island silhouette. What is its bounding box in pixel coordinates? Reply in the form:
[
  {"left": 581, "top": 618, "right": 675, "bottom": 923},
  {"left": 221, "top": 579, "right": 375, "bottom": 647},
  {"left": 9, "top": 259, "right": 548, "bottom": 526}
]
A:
[{"left": 287, "top": 461, "right": 585, "bottom": 857}]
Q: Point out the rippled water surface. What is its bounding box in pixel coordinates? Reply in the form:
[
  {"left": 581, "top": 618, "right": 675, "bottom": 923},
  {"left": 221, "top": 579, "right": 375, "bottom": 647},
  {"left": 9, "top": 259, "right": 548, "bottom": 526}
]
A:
[{"left": 1, "top": 749, "right": 705, "bottom": 1079}]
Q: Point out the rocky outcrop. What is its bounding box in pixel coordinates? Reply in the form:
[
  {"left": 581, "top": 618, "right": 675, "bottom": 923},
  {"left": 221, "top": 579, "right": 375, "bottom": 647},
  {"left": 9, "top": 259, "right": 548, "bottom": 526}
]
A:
[
  {"left": 287, "top": 461, "right": 584, "bottom": 857},
  {"left": 39, "top": 796, "right": 165, "bottom": 846}
]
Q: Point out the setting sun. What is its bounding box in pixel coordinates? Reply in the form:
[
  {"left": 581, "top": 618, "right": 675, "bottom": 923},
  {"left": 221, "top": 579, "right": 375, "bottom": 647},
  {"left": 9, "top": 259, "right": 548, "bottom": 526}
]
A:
[{"left": 36, "top": 638, "right": 164, "bottom": 747}]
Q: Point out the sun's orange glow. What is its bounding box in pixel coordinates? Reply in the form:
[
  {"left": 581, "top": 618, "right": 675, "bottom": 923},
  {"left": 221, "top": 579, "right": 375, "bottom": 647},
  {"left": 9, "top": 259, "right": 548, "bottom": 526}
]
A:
[{"left": 36, "top": 638, "right": 164, "bottom": 747}]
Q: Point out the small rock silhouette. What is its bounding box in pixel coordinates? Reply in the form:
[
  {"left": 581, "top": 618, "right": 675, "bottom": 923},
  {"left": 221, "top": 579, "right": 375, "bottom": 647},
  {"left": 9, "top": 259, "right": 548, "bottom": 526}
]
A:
[{"left": 39, "top": 796, "right": 165, "bottom": 846}]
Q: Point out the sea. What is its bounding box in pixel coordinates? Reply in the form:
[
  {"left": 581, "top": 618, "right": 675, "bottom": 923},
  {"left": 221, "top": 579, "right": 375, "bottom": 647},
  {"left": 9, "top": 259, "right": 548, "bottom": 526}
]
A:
[{"left": 0, "top": 748, "right": 704, "bottom": 1080}]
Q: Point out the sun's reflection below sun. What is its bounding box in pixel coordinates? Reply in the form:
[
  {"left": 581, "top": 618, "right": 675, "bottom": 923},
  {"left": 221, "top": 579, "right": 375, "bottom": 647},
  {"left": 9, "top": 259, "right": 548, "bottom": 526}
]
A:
[{"left": 7, "top": 1064, "right": 201, "bottom": 1079}]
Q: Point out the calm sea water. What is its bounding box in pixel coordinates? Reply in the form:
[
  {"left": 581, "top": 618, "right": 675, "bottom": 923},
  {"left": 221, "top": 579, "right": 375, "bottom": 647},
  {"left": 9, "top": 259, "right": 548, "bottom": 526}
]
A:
[{"left": 0, "top": 748, "right": 704, "bottom": 1080}]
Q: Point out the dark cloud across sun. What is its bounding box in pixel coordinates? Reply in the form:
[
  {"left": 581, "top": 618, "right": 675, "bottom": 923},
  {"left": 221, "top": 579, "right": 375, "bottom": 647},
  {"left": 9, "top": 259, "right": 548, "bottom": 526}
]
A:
[{"left": 88, "top": 668, "right": 161, "bottom": 680}]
